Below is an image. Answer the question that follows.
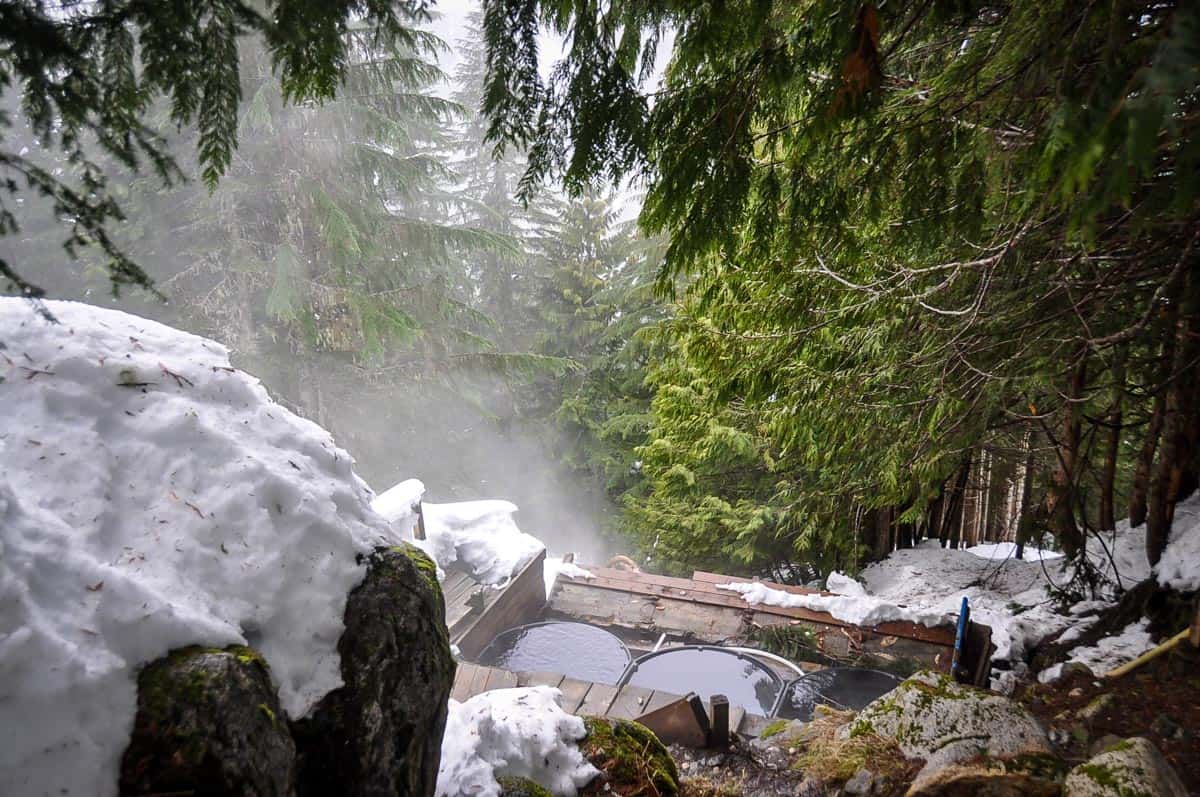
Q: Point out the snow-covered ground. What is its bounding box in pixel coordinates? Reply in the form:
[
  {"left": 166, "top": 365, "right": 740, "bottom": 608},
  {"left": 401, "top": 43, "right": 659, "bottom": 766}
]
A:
[
  {"left": 0, "top": 299, "right": 409, "bottom": 796},
  {"left": 716, "top": 496, "right": 1199, "bottom": 688},
  {"left": 437, "top": 686, "right": 599, "bottom": 797}
]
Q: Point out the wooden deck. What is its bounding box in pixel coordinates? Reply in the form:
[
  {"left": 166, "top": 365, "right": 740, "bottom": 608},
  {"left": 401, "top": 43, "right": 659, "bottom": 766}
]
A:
[{"left": 450, "top": 661, "right": 757, "bottom": 735}]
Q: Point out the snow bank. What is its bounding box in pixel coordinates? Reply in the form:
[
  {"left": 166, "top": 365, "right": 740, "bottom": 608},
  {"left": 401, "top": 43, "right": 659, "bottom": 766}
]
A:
[
  {"left": 371, "top": 481, "right": 546, "bottom": 587},
  {"left": 718, "top": 581, "right": 951, "bottom": 628},
  {"left": 1154, "top": 495, "right": 1200, "bottom": 591},
  {"left": 1037, "top": 619, "right": 1155, "bottom": 683},
  {"left": 0, "top": 299, "right": 397, "bottom": 796},
  {"left": 437, "top": 686, "right": 599, "bottom": 797},
  {"left": 965, "top": 541, "right": 1063, "bottom": 561}
]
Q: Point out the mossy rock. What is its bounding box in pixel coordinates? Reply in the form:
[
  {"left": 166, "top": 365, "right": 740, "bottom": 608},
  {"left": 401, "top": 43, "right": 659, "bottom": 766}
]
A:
[
  {"left": 119, "top": 645, "right": 295, "bottom": 796},
  {"left": 759, "top": 719, "right": 789, "bottom": 740},
  {"left": 1063, "top": 737, "right": 1187, "bottom": 797},
  {"left": 497, "top": 775, "right": 555, "bottom": 797},
  {"left": 579, "top": 716, "right": 679, "bottom": 796},
  {"left": 293, "top": 546, "right": 456, "bottom": 797}
]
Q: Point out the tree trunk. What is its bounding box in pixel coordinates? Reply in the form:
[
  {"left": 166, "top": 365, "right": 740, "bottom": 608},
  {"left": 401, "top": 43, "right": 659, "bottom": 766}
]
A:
[
  {"left": 1130, "top": 302, "right": 1181, "bottom": 527},
  {"left": 1044, "top": 352, "right": 1088, "bottom": 558},
  {"left": 1099, "top": 347, "right": 1127, "bottom": 532},
  {"left": 942, "top": 454, "right": 972, "bottom": 549},
  {"left": 1015, "top": 431, "right": 1038, "bottom": 560},
  {"left": 1146, "top": 268, "right": 1200, "bottom": 565}
]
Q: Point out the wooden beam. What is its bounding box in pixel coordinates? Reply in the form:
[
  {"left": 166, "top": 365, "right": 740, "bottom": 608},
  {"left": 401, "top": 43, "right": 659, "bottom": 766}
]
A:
[
  {"left": 709, "top": 695, "right": 730, "bottom": 748},
  {"left": 636, "top": 693, "right": 710, "bottom": 748}
]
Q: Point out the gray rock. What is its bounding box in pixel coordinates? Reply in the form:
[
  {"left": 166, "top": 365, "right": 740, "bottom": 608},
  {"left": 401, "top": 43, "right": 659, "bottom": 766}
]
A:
[
  {"left": 842, "top": 768, "right": 875, "bottom": 795},
  {"left": 1063, "top": 737, "right": 1187, "bottom": 797},
  {"left": 843, "top": 670, "right": 1061, "bottom": 792},
  {"left": 293, "top": 545, "right": 456, "bottom": 797},
  {"left": 119, "top": 646, "right": 295, "bottom": 796},
  {"left": 1049, "top": 728, "right": 1073, "bottom": 747},
  {"left": 1088, "top": 734, "right": 1123, "bottom": 758},
  {"left": 1077, "top": 693, "right": 1116, "bottom": 723}
]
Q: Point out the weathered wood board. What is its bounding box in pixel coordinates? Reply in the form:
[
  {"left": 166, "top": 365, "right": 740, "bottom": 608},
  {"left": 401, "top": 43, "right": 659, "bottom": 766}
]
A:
[{"left": 451, "top": 549, "right": 548, "bottom": 659}]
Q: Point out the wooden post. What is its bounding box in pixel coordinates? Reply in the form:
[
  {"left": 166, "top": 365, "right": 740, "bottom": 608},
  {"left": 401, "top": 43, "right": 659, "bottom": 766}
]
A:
[
  {"left": 414, "top": 501, "right": 427, "bottom": 541},
  {"left": 1190, "top": 604, "right": 1200, "bottom": 648},
  {"left": 709, "top": 694, "right": 730, "bottom": 748}
]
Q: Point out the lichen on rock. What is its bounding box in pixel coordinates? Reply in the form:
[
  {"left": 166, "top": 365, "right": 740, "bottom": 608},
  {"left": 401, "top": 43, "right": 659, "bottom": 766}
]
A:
[
  {"left": 119, "top": 646, "right": 296, "bottom": 796},
  {"left": 1063, "top": 737, "right": 1187, "bottom": 797},
  {"left": 580, "top": 716, "right": 679, "bottom": 796}
]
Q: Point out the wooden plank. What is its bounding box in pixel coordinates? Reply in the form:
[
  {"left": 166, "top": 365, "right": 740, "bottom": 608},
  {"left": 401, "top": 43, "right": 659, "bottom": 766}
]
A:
[
  {"left": 516, "top": 670, "right": 565, "bottom": 688},
  {"left": 556, "top": 678, "right": 593, "bottom": 714},
  {"left": 607, "top": 685, "right": 656, "bottom": 720},
  {"left": 451, "top": 663, "right": 481, "bottom": 702},
  {"left": 483, "top": 667, "right": 519, "bottom": 692},
  {"left": 729, "top": 704, "right": 746, "bottom": 731},
  {"left": 709, "top": 695, "right": 730, "bottom": 747},
  {"left": 636, "top": 694, "right": 709, "bottom": 748},
  {"left": 692, "top": 570, "right": 829, "bottom": 597},
  {"left": 576, "top": 683, "right": 619, "bottom": 716},
  {"left": 641, "top": 690, "right": 681, "bottom": 716},
  {"left": 455, "top": 549, "right": 548, "bottom": 658}
]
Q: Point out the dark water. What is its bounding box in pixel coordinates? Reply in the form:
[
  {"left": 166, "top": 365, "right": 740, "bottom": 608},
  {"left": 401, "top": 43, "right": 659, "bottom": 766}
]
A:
[
  {"left": 623, "top": 647, "right": 782, "bottom": 716},
  {"left": 776, "top": 668, "right": 901, "bottom": 721},
  {"left": 478, "top": 622, "right": 632, "bottom": 685}
]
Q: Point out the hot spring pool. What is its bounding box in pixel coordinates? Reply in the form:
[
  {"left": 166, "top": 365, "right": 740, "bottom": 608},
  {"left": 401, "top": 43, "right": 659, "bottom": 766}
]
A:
[
  {"left": 622, "top": 646, "right": 783, "bottom": 716},
  {"left": 477, "top": 621, "right": 632, "bottom": 685}
]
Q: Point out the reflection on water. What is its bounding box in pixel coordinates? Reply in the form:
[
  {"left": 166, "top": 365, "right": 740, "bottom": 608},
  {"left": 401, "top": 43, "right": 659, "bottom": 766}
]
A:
[
  {"left": 777, "top": 668, "right": 901, "bottom": 721},
  {"left": 625, "top": 647, "right": 782, "bottom": 716},
  {"left": 478, "top": 621, "right": 632, "bottom": 685}
]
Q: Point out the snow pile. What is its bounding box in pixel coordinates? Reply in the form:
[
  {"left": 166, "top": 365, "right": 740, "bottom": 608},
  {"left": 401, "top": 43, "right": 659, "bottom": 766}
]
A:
[
  {"left": 372, "top": 477, "right": 426, "bottom": 534},
  {"left": 1154, "top": 496, "right": 1200, "bottom": 591},
  {"left": 718, "top": 581, "right": 951, "bottom": 628},
  {"left": 0, "top": 299, "right": 398, "bottom": 797},
  {"left": 543, "top": 557, "right": 596, "bottom": 598},
  {"left": 827, "top": 570, "right": 867, "bottom": 597},
  {"left": 1037, "top": 619, "right": 1155, "bottom": 683},
  {"left": 437, "top": 686, "right": 599, "bottom": 797},
  {"left": 370, "top": 484, "right": 545, "bottom": 587},
  {"left": 965, "top": 541, "right": 1063, "bottom": 561}
]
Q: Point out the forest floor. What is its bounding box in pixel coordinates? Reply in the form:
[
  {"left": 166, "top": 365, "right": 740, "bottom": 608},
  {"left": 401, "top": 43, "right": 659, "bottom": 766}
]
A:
[{"left": 1019, "top": 640, "right": 1200, "bottom": 794}]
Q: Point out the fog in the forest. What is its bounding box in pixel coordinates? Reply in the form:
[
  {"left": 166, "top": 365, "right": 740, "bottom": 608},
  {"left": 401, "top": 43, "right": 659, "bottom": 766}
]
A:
[{"left": 0, "top": 1, "right": 635, "bottom": 566}]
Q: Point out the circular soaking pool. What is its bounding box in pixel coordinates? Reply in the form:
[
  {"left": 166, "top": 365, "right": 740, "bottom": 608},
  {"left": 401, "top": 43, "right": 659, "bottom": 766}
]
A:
[
  {"left": 477, "top": 621, "right": 632, "bottom": 685},
  {"left": 775, "top": 668, "right": 901, "bottom": 721},
  {"left": 622, "top": 646, "right": 783, "bottom": 716}
]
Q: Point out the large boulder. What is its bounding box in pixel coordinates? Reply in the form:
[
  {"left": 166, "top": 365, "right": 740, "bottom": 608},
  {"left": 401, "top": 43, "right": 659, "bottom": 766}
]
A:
[
  {"left": 844, "top": 670, "right": 1061, "bottom": 794},
  {"left": 293, "top": 545, "right": 456, "bottom": 796},
  {"left": 119, "top": 646, "right": 296, "bottom": 796},
  {"left": 1063, "top": 737, "right": 1187, "bottom": 797}
]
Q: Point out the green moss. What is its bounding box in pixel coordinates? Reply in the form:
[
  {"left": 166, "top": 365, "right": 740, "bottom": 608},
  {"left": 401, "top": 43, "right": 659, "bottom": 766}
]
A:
[
  {"left": 258, "top": 702, "right": 278, "bottom": 729},
  {"left": 496, "top": 776, "right": 554, "bottom": 797},
  {"left": 1077, "top": 763, "right": 1121, "bottom": 789},
  {"left": 392, "top": 542, "right": 440, "bottom": 585},
  {"left": 581, "top": 717, "right": 679, "bottom": 796},
  {"left": 759, "top": 719, "right": 789, "bottom": 739}
]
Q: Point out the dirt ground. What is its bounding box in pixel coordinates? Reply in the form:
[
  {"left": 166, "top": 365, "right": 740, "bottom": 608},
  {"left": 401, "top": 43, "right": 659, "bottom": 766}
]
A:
[{"left": 1019, "top": 640, "right": 1200, "bottom": 794}]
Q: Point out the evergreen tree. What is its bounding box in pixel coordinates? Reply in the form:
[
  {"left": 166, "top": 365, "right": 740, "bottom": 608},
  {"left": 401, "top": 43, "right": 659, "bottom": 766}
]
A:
[{"left": 481, "top": 0, "right": 1200, "bottom": 584}]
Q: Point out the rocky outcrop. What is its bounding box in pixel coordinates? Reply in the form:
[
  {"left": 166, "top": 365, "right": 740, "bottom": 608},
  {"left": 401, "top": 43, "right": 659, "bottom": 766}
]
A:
[
  {"left": 120, "top": 544, "right": 454, "bottom": 797},
  {"left": 580, "top": 717, "right": 679, "bottom": 796},
  {"left": 119, "top": 646, "right": 296, "bottom": 796},
  {"left": 293, "top": 545, "right": 456, "bottom": 796},
  {"left": 844, "top": 670, "right": 1062, "bottom": 795},
  {"left": 1063, "top": 737, "right": 1187, "bottom": 797}
]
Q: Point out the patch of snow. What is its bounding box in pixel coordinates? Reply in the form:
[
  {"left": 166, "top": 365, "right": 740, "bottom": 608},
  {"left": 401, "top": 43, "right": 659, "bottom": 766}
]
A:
[
  {"left": 965, "top": 541, "right": 1063, "bottom": 561},
  {"left": 826, "top": 571, "right": 867, "bottom": 597},
  {"left": 543, "top": 557, "right": 596, "bottom": 598},
  {"left": 436, "top": 686, "right": 599, "bottom": 797},
  {"left": 1037, "top": 619, "right": 1154, "bottom": 683},
  {"left": 0, "top": 299, "right": 398, "bottom": 797},
  {"left": 371, "top": 477, "right": 425, "bottom": 531},
  {"left": 416, "top": 500, "right": 544, "bottom": 587},
  {"left": 1154, "top": 495, "right": 1200, "bottom": 591},
  {"left": 859, "top": 546, "right": 1072, "bottom": 662},
  {"left": 718, "top": 581, "right": 950, "bottom": 628}
]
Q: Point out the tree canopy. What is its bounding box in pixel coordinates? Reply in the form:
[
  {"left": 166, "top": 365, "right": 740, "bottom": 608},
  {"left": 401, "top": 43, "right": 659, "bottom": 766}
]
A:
[
  {"left": 481, "top": 0, "right": 1200, "bottom": 583},
  {"left": 0, "top": 0, "right": 437, "bottom": 296}
]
